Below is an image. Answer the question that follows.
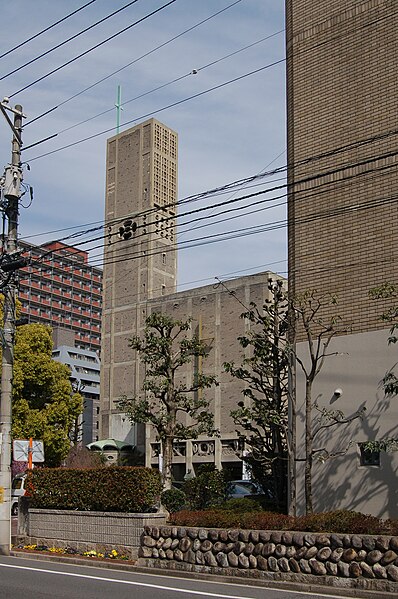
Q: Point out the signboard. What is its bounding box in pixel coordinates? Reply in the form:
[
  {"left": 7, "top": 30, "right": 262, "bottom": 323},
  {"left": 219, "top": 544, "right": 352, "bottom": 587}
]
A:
[{"left": 13, "top": 439, "right": 45, "bottom": 463}]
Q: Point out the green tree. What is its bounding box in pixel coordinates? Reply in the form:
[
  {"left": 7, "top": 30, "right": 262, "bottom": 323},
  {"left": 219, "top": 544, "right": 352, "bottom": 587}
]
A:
[
  {"left": 224, "top": 279, "right": 290, "bottom": 511},
  {"left": 12, "top": 323, "right": 82, "bottom": 467},
  {"left": 117, "top": 312, "right": 218, "bottom": 491}
]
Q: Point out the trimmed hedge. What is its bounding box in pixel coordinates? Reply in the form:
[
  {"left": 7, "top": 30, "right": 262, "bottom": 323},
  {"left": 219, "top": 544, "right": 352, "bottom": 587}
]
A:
[
  {"left": 26, "top": 466, "right": 161, "bottom": 513},
  {"left": 171, "top": 508, "right": 398, "bottom": 535}
]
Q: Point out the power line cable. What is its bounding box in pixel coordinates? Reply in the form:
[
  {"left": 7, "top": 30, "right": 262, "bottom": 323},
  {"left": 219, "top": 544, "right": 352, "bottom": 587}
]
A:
[
  {"left": 23, "top": 57, "right": 285, "bottom": 157},
  {"left": 0, "top": 1, "right": 98, "bottom": 61},
  {"left": 9, "top": 0, "right": 178, "bottom": 99},
  {"left": 29, "top": 155, "right": 397, "bottom": 270},
  {"left": 83, "top": 163, "right": 397, "bottom": 267},
  {"left": 116, "top": 148, "right": 398, "bottom": 237},
  {"left": 25, "top": 183, "right": 398, "bottom": 312},
  {"left": 67, "top": 190, "right": 398, "bottom": 276},
  {"left": 57, "top": 29, "right": 284, "bottom": 136},
  {"left": 27, "top": 147, "right": 390, "bottom": 259},
  {"left": 23, "top": 250, "right": 398, "bottom": 317},
  {"left": 18, "top": 125, "right": 398, "bottom": 256},
  {"left": 20, "top": 139, "right": 398, "bottom": 267},
  {"left": 22, "top": 8, "right": 397, "bottom": 159},
  {"left": 1, "top": 1, "right": 142, "bottom": 82},
  {"left": 25, "top": 0, "right": 244, "bottom": 127}
]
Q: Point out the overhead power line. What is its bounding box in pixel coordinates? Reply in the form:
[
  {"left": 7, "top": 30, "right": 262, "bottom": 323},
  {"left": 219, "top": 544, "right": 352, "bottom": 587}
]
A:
[
  {"left": 9, "top": 0, "right": 178, "bottom": 99},
  {"left": 19, "top": 126, "right": 398, "bottom": 248},
  {"left": 62, "top": 189, "right": 397, "bottom": 276},
  {"left": 1, "top": 1, "right": 142, "bottom": 82},
  {"left": 25, "top": 0, "right": 244, "bottom": 127},
  {"left": 21, "top": 58, "right": 281, "bottom": 158},
  {"left": 26, "top": 148, "right": 398, "bottom": 270},
  {"left": 82, "top": 157, "right": 397, "bottom": 265},
  {"left": 57, "top": 29, "right": 284, "bottom": 136},
  {"left": 0, "top": 0, "right": 98, "bottom": 60},
  {"left": 23, "top": 7, "right": 397, "bottom": 161}
]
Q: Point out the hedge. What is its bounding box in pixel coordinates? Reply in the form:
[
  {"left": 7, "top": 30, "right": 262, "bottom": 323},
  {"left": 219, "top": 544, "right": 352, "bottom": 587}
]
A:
[
  {"left": 171, "top": 509, "right": 398, "bottom": 535},
  {"left": 26, "top": 466, "right": 161, "bottom": 513}
]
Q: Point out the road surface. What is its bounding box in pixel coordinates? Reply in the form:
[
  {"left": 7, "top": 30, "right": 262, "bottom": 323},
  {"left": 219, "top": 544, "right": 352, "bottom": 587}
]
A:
[{"left": 0, "top": 555, "right": 375, "bottom": 599}]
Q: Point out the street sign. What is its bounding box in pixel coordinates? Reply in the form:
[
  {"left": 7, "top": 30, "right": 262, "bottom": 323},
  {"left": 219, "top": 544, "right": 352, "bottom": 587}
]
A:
[{"left": 13, "top": 439, "right": 44, "bottom": 463}]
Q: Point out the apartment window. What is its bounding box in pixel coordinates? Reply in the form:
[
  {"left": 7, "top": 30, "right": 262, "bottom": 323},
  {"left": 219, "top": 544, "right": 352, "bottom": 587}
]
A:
[{"left": 359, "top": 443, "right": 380, "bottom": 467}]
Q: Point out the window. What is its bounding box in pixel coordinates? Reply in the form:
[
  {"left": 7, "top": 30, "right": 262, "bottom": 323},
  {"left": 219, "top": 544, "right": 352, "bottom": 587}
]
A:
[{"left": 359, "top": 443, "right": 380, "bottom": 467}]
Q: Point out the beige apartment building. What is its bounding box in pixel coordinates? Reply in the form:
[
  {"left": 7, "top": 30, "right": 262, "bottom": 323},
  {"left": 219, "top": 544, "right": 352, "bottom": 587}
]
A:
[{"left": 286, "top": 0, "right": 398, "bottom": 517}]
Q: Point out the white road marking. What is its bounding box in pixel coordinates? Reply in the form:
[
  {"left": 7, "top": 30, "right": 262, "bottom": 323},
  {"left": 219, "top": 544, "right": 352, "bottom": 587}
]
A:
[
  {"left": 0, "top": 561, "right": 360, "bottom": 599},
  {"left": 0, "top": 562, "right": 255, "bottom": 598}
]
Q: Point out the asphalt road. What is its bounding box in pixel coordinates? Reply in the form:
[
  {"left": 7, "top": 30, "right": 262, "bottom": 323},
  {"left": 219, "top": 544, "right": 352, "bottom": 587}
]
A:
[{"left": 0, "top": 555, "right": 373, "bottom": 599}]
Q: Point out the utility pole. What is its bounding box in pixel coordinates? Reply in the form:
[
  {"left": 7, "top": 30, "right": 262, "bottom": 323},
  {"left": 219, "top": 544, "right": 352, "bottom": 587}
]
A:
[{"left": 0, "top": 101, "right": 24, "bottom": 555}]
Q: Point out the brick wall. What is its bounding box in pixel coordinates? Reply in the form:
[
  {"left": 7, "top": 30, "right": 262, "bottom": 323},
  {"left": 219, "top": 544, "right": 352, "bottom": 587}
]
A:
[{"left": 286, "top": 0, "right": 398, "bottom": 334}]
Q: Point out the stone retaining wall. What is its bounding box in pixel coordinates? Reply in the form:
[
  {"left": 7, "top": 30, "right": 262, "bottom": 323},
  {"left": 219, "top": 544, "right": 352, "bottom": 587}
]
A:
[{"left": 139, "top": 525, "right": 398, "bottom": 589}]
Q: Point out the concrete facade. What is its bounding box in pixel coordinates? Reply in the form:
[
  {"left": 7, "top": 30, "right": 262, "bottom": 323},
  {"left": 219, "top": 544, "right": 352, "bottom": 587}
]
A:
[
  {"left": 102, "top": 263, "right": 282, "bottom": 478},
  {"left": 52, "top": 344, "right": 100, "bottom": 445},
  {"left": 101, "top": 119, "right": 178, "bottom": 448},
  {"left": 135, "top": 273, "right": 281, "bottom": 479},
  {"left": 100, "top": 118, "right": 286, "bottom": 478},
  {"left": 286, "top": 0, "right": 398, "bottom": 517}
]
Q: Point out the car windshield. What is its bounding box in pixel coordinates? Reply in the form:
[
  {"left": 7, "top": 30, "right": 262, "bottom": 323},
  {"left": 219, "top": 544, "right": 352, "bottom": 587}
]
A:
[
  {"left": 12, "top": 477, "right": 24, "bottom": 490},
  {"left": 229, "top": 482, "right": 258, "bottom": 494}
]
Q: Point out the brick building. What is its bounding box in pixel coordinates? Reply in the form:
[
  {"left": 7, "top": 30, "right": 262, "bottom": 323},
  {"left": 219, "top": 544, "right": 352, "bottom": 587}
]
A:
[
  {"left": 19, "top": 240, "right": 102, "bottom": 353},
  {"left": 286, "top": 0, "right": 398, "bottom": 517}
]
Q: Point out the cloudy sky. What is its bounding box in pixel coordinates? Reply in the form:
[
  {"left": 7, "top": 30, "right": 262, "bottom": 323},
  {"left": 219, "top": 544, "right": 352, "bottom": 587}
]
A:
[{"left": 0, "top": 0, "right": 286, "bottom": 290}]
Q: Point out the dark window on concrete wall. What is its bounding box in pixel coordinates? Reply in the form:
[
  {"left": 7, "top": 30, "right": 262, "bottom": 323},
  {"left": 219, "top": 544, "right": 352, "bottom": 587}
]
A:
[{"left": 359, "top": 443, "right": 380, "bottom": 467}]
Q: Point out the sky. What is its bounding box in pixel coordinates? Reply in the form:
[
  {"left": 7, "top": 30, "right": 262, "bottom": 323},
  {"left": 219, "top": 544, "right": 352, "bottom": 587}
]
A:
[{"left": 0, "top": 0, "right": 286, "bottom": 291}]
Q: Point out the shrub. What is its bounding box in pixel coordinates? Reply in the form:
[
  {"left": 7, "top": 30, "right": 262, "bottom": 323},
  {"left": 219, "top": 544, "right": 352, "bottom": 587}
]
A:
[
  {"left": 219, "top": 498, "right": 263, "bottom": 513},
  {"left": 161, "top": 488, "right": 186, "bottom": 513},
  {"left": 63, "top": 447, "right": 105, "bottom": 469},
  {"left": 182, "top": 466, "right": 227, "bottom": 509},
  {"left": 170, "top": 508, "right": 398, "bottom": 535},
  {"left": 294, "top": 510, "right": 398, "bottom": 535},
  {"left": 26, "top": 466, "right": 161, "bottom": 513}
]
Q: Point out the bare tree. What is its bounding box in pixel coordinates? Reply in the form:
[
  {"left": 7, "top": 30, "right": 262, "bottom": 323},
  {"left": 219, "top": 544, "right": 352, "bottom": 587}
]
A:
[{"left": 293, "top": 290, "right": 365, "bottom": 514}]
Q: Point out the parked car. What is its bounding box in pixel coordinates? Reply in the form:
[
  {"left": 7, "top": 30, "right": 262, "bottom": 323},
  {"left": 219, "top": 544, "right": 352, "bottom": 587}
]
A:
[
  {"left": 11, "top": 473, "right": 27, "bottom": 516},
  {"left": 226, "top": 480, "right": 263, "bottom": 499},
  {"left": 226, "top": 479, "right": 276, "bottom": 506}
]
